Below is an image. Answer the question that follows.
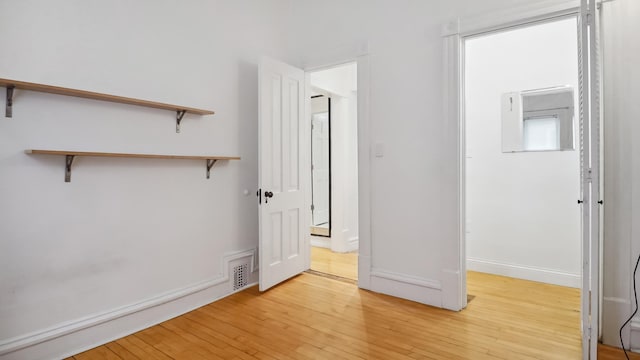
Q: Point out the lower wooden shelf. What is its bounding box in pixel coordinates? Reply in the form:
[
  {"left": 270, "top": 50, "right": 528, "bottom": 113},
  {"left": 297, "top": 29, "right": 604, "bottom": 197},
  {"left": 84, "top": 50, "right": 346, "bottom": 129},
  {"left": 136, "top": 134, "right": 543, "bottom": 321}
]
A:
[{"left": 25, "top": 149, "right": 240, "bottom": 182}]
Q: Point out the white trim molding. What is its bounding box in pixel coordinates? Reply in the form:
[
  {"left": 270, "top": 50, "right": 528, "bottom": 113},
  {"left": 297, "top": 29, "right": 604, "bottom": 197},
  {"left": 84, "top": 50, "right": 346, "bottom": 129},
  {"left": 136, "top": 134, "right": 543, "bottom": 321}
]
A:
[
  {"left": 442, "top": 0, "right": 579, "bottom": 37},
  {"left": 369, "top": 268, "right": 442, "bottom": 308},
  {"left": 631, "top": 317, "right": 640, "bottom": 353},
  {"left": 310, "top": 235, "right": 331, "bottom": 249},
  {"left": 0, "top": 248, "right": 258, "bottom": 360},
  {"left": 440, "top": 269, "right": 464, "bottom": 311},
  {"left": 602, "top": 297, "right": 631, "bottom": 347},
  {"left": 358, "top": 255, "right": 371, "bottom": 290},
  {"left": 467, "top": 258, "right": 581, "bottom": 288},
  {"left": 347, "top": 236, "right": 359, "bottom": 253},
  {"left": 370, "top": 269, "right": 442, "bottom": 290}
]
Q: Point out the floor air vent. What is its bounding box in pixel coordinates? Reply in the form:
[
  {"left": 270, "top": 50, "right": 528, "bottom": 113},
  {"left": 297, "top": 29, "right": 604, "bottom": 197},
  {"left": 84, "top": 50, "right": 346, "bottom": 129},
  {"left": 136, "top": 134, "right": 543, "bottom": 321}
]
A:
[{"left": 233, "top": 263, "right": 248, "bottom": 290}]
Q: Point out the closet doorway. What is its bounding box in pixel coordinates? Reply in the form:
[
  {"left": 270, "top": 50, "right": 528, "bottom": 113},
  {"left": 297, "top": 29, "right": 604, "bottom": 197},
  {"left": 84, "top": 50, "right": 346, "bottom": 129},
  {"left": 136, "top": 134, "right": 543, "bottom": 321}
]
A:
[
  {"left": 461, "top": 15, "right": 585, "bottom": 352},
  {"left": 308, "top": 62, "right": 359, "bottom": 281},
  {"left": 464, "top": 17, "right": 582, "bottom": 289}
]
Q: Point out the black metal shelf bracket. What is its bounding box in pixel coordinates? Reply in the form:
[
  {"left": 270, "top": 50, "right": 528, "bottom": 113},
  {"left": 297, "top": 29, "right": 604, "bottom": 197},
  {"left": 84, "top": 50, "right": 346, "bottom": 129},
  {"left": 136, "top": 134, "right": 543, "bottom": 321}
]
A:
[
  {"left": 176, "top": 110, "right": 186, "bottom": 133},
  {"left": 206, "top": 159, "right": 217, "bottom": 179},
  {"left": 65, "top": 155, "right": 76, "bottom": 183},
  {"left": 6, "top": 85, "right": 14, "bottom": 118}
]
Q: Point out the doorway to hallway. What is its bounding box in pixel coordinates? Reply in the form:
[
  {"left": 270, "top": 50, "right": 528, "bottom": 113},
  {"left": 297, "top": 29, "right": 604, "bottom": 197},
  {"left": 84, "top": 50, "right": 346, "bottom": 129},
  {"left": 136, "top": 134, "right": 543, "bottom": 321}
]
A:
[{"left": 307, "top": 62, "right": 359, "bottom": 281}]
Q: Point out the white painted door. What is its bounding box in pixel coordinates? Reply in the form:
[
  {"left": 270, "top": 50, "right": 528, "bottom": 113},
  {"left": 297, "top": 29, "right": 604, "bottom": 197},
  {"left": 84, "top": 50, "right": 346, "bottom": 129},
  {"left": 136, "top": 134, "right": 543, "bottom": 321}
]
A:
[
  {"left": 579, "top": 1, "right": 601, "bottom": 358},
  {"left": 258, "top": 57, "right": 309, "bottom": 291}
]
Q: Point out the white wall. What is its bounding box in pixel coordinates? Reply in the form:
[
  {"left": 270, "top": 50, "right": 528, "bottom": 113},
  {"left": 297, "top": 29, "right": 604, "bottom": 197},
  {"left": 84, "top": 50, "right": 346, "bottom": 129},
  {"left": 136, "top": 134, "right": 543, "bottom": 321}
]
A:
[
  {"left": 465, "top": 18, "right": 581, "bottom": 287},
  {"left": 0, "top": 1, "right": 293, "bottom": 359},
  {"left": 310, "top": 63, "right": 359, "bottom": 253},
  {"left": 600, "top": 0, "right": 640, "bottom": 349}
]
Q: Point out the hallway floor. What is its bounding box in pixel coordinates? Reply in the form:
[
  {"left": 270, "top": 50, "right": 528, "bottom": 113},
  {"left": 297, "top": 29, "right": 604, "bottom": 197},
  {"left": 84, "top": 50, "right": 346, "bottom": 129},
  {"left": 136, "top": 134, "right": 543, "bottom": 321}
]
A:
[{"left": 310, "top": 246, "right": 357, "bottom": 281}]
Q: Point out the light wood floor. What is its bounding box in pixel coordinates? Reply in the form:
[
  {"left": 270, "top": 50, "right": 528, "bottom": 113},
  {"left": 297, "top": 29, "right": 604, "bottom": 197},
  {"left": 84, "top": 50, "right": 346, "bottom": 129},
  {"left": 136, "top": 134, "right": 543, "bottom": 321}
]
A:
[
  {"left": 310, "top": 246, "right": 358, "bottom": 281},
  {"left": 67, "top": 270, "right": 639, "bottom": 359}
]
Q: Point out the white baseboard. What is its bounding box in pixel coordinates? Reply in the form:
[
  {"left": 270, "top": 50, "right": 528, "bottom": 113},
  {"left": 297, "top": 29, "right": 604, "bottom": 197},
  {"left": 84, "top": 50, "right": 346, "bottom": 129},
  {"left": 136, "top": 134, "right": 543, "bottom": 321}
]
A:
[
  {"left": 358, "top": 255, "right": 371, "bottom": 290},
  {"left": 602, "top": 297, "right": 631, "bottom": 347},
  {"left": 310, "top": 236, "right": 331, "bottom": 249},
  {"left": 369, "top": 268, "right": 442, "bottom": 307},
  {"left": 347, "top": 236, "right": 359, "bottom": 252},
  {"left": 0, "top": 248, "right": 258, "bottom": 360},
  {"left": 440, "top": 268, "right": 463, "bottom": 311},
  {"left": 631, "top": 317, "right": 640, "bottom": 352},
  {"left": 311, "top": 234, "right": 358, "bottom": 252},
  {"left": 467, "top": 258, "right": 580, "bottom": 288}
]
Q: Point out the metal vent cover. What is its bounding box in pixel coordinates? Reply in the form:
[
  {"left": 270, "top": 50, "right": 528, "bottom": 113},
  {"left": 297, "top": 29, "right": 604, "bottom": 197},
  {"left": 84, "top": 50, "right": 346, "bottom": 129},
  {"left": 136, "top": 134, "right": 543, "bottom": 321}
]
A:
[{"left": 233, "top": 263, "right": 248, "bottom": 290}]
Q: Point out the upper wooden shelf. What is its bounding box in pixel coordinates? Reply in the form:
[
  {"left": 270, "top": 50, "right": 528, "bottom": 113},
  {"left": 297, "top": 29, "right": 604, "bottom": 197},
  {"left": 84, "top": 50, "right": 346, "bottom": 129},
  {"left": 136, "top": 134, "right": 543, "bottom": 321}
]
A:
[
  {"left": 1, "top": 78, "right": 214, "bottom": 132},
  {"left": 26, "top": 149, "right": 240, "bottom": 182},
  {"left": 26, "top": 149, "right": 239, "bottom": 161}
]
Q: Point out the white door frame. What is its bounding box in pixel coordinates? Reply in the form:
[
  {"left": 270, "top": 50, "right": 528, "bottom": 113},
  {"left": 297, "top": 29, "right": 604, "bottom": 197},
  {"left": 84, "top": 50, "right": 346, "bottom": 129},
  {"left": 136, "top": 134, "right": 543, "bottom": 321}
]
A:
[
  {"left": 301, "top": 43, "right": 372, "bottom": 289},
  {"left": 443, "top": 0, "right": 601, "bottom": 358},
  {"left": 580, "top": 1, "right": 602, "bottom": 357}
]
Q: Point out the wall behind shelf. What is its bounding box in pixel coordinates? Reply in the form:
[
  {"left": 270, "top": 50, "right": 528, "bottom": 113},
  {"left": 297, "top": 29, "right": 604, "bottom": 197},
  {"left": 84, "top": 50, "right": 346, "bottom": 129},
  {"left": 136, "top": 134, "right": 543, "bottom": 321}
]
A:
[{"left": 0, "top": 1, "right": 294, "bottom": 358}]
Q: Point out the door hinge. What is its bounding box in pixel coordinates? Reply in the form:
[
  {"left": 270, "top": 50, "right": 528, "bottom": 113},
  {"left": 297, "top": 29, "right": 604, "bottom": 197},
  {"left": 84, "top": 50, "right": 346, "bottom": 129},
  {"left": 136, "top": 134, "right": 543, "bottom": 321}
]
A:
[
  {"left": 585, "top": 168, "right": 593, "bottom": 182},
  {"left": 582, "top": 6, "right": 593, "bottom": 25},
  {"left": 311, "top": 204, "right": 315, "bottom": 211}
]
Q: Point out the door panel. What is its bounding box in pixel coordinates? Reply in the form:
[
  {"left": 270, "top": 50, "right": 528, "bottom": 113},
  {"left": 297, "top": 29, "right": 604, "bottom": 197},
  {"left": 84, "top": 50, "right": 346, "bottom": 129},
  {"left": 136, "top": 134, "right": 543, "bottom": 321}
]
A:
[
  {"left": 289, "top": 209, "right": 300, "bottom": 256},
  {"left": 288, "top": 80, "right": 301, "bottom": 191},
  {"left": 259, "top": 57, "right": 309, "bottom": 291}
]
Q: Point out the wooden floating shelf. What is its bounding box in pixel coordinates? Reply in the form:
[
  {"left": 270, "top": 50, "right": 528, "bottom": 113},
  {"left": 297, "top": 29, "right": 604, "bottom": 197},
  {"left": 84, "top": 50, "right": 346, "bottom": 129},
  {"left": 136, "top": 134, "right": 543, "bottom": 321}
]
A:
[
  {"left": 1, "top": 78, "right": 215, "bottom": 132},
  {"left": 25, "top": 149, "right": 240, "bottom": 182},
  {"left": 26, "top": 150, "right": 239, "bottom": 161}
]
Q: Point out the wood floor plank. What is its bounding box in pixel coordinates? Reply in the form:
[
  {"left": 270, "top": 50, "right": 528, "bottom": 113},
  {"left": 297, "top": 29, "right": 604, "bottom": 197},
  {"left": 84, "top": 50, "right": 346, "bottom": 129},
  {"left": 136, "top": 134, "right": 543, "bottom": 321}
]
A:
[
  {"left": 185, "top": 308, "right": 303, "bottom": 360},
  {"left": 195, "top": 304, "right": 341, "bottom": 360},
  {"left": 113, "top": 336, "right": 173, "bottom": 360},
  {"left": 103, "top": 341, "right": 140, "bottom": 360},
  {"left": 160, "top": 319, "right": 260, "bottom": 360},
  {"left": 311, "top": 247, "right": 358, "bottom": 280},
  {"left": 599, "top": 344, "right": 640, "bottom": 360},
  {"left": 136, "top": 324, "right": 225, "bottom": 360},
  {"left": 73, "top": 346, "right": 122, "bottom": 360},
  {"left": 220, "top": 288, "right": 416, "bottom": 359},
  {"left": 179, "top": 313, "right": 274, "bottom": 359}
]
